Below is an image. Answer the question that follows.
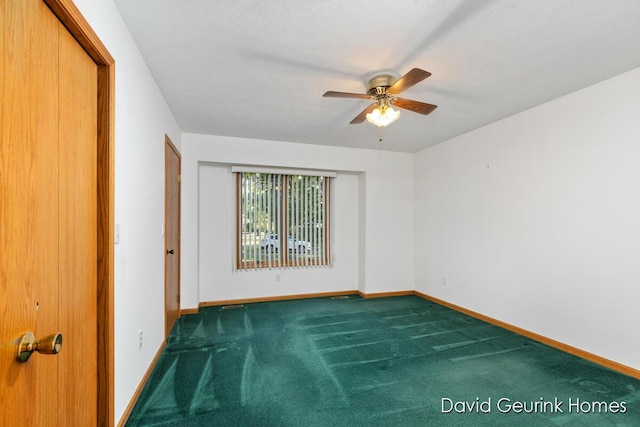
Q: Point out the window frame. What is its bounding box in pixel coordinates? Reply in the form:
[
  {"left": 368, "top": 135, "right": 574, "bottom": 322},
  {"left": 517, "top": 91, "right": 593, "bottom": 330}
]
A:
[{"left": 235, "top": 172, "right": 331, "bottom": 270}]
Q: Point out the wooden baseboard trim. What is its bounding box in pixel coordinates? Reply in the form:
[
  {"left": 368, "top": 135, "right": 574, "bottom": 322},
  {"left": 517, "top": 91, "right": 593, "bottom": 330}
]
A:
[
  {"left": 116, "top": 341, "right": 166, "bottom": 427},
  {"left": 358, "top": 290, "right": 414, "bottom": 299},
  {"left": 414, "top": 291, "right": 640, "bottom": 380},
  {"left": 199, "top": 290, "right": 359, "bottom": 307},
  {"left": 180, "top": 307, "right": 198, "bottom": 316}
]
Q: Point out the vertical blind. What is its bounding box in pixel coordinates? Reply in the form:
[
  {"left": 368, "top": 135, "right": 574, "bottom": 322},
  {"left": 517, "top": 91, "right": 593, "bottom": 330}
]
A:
[{"left": 236, "top": 172, "right": 331, "bottom": 270}]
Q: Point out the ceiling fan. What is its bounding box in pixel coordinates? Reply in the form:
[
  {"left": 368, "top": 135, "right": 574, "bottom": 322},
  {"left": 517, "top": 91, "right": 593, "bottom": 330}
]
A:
[{"left": 323, "top": 68, "right": 437, "bottom": 127}]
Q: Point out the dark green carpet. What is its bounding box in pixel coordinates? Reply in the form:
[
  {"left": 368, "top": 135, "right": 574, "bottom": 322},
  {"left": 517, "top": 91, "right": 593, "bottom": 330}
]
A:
[{"left": 125, "top": 295, "right": 640, "bottom": 426}]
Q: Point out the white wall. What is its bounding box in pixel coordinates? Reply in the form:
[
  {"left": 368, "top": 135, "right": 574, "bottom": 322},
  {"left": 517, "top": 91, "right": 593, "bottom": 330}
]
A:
[
  {"left": 414, "top": 66, "right": 640, "bottom": 371},
  {"left": 72, "top": 1, "right": 182, "bottom": 423},
  {"left": 182, "top": 134, "right": 415, "bottom": 306}
]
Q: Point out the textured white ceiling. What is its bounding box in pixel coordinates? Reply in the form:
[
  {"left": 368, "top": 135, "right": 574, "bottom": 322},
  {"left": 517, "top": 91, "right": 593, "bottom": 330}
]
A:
[{"left": 114, "top": 0, "right": 640, "bottom": 152}]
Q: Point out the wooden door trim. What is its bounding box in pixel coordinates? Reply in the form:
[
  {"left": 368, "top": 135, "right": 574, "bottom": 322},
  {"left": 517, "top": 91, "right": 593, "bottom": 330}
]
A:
[{"left": 43, "top": 1, "right": 115, "bottom": 425}]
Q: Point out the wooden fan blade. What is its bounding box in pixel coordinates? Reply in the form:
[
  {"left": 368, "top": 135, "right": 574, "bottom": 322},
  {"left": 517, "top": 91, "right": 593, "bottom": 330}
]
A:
[
  {"left": 350, "top": 103, "right": 377, "bottom": 124},
  {"left": 387, "top": 68, "right": 431, "bottom": 94},
  {"left": 392, "top": 97, "right": 438, "bottom": 115},
  {"left": 323, "top": 91, "right": 371, "bottom": 99}
]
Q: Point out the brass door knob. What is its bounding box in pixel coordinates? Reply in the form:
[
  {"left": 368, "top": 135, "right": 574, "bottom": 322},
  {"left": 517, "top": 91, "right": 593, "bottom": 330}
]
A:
[{"left": 16, "top": 332, "right": 63, "bottom": 363}]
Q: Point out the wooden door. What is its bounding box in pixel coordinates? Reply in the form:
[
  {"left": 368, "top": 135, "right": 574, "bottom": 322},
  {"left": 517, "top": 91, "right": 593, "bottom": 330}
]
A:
[
  {"left": 0, "top": 1, "right": 61, "bottom": 424},
  {"left": 57, "top": 12, "right": 99, "bottom": 425},
  {"left": 0, "top": 0, "right": 109, "bottom": 424},
  {"left": 164, "top": 135, "right": 181, "bottom": 339}
]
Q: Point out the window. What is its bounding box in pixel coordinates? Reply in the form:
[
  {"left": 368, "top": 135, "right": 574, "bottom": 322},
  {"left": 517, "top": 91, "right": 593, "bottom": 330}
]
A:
[{"left": 236, "top": 171, "right": 332, "bottom": 269}]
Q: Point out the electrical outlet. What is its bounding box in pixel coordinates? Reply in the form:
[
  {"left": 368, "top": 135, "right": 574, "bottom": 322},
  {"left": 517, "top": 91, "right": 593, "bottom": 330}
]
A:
[
  {"left": 442, "top": 275, "right": 447, "bottom": 286},
  {"left": 138, "top": 329, "right": 143, "bottom": 349},
  {"left": 275, "top": 273, "right": 281, "bottom": 282}
]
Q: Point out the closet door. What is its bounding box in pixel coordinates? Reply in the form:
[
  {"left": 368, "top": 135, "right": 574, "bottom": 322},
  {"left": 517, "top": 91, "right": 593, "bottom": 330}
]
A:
[{"left": 0, "top": 0, "right": 98, "bottom": 424}]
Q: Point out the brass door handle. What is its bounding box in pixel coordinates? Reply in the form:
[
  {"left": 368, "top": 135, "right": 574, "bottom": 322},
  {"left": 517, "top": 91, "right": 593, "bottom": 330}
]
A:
[{"left": 15, "top": 332, "right": 63, "bottom": 363}]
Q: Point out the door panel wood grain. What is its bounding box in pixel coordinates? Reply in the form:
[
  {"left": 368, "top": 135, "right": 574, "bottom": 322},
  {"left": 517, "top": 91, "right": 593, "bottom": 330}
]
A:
[
  {"left": 1, "top": 1, "right": 60, "bottom": 425},
  {"left": 165, "top": 136, "right": 181, "bottom": 339},
  {"left": 58, "top": 19, "right": 98, "bottom": 424},
  {"left": 0, "top": 0, "right": 107, "bottom": 424}
]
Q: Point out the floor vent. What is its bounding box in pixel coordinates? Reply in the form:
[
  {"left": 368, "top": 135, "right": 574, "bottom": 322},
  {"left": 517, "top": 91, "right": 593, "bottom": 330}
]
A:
[
  {"left": 222, "top": 304, "right": 244, "bottom": 309},
  {"left": 331, "top": 296, "right": 350, "bottom": 300}
]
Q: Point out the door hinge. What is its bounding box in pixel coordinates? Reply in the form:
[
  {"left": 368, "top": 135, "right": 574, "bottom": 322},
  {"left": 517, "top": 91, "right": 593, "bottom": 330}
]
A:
[{"left": 177, "top": 174, "right": 181, "bottom": 182}]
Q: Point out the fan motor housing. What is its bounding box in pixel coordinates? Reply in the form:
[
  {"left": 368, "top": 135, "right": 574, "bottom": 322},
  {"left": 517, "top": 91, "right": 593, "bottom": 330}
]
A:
[{"left": 366, "top": 74, "right": 397, "bottom": 95}]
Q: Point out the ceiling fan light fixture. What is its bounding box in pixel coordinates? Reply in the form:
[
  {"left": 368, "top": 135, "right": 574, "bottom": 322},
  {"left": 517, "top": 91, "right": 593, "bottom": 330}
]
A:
[
  {"left": 366, "top": 105, "right": 400, "bottom": 127},
  {"left": 323, "top": 68, "right": 436, "bottom": 126}
]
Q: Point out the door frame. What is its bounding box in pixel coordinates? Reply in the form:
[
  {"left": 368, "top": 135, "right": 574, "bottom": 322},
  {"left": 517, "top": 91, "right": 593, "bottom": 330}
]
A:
[{"left": 43, "top": 1, "right": 115, "bottom": 425}]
